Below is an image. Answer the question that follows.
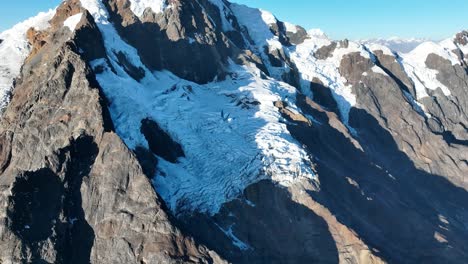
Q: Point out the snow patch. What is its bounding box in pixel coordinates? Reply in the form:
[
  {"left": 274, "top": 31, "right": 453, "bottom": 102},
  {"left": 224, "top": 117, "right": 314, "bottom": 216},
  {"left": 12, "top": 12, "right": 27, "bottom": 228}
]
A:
[
  {"left": 307, "top": 28, "right": 328, "bottom": 39},
  {"left": 231, "top": 4, "right": 284, "bottom": 79},
  {"left": 80, "top": 0, "right": 111, "bottom": 23},
  {"left": 371, "top": 65, "right": 388, "bottom": 76},
  {"left": 128, "top": 0, "right": 167, "bottom": 17},
  {"left": 399, "top": 41, "right": 458, "bottom": 99},
  {"left": 63, "top": 13, "right": 83, "bottom": 31},
  {"left": 260, "top": 9, "right": 277, "bottom": 25},
  {"left": 0, "top": 9, "right": 55, "bottom": 112},
  {"left": 207, "top": 0, "right": 235, "bottom": 32},
  {"left": 289, "top": 39, "right": 369, "bottom": 125},
  {"left": 441, "top": 36, "right": 468, "bottom": 58},
  {"left": 408, "top": 41, "right": 459, "bottom": 66},
  {"left": 439, "top": 38, "right": 458, "bottom": 51},
  {"left": 216, "top": 224, "right": 251, "bottom": 251},
  {"left": 365, "top": 43, "right": 394, "bottom": 56},
  {"left": 284, "top": 22, "right": 297, "bottom": 33},
  {"left": 231, "top": 4, "right": 276, "bottom": 48},
  {"left": 459, "top": 43, "right": 468, "bottom": 57}
]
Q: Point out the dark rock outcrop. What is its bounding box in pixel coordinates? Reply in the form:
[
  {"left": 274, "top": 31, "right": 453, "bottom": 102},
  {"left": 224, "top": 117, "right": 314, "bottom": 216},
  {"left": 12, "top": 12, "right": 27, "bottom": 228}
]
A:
[
  {"left": 180, "top": 180, "right": 340, "bottom": 264},
  {"left": 286, "top": 25, "right": 309, "bottom": 45},
  {"left": 423, "top": 54, "right": 468, "bottom": 142},
  {"left": 314, "top": 42, "right": 337, "bottom": 60},
  {"left": 102, "top": 0, "right": 238, "bottom": 83},
  {"left": 274, "top": 93, "right": 468, "bottom": 263},
  {"left": 140, "top": 118, "right": 185, "bottom": 163},
  {"left": 454, "top": 30, "right": 468, "bottom": 46},
  {"left": 339, "top": 52, "right": 373, "bottom": 85},
  {"left": 309, "top": 77, "right": 339, "bottom": 113}
]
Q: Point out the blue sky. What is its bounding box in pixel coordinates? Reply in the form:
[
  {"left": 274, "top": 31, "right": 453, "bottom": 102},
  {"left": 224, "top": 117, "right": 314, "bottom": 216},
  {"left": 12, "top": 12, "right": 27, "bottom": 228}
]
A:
[{"left": 1, "top": 0, "right": 467, "bottom": 40}]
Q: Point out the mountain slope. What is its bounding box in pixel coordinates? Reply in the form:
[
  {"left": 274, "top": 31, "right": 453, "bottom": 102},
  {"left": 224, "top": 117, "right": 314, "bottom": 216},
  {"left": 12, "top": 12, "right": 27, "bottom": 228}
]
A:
[
  {"left": 359, "top": 37, "right": 427, "bottom": 53},
  {"left": 0, "top": 0, "right": 467, "bottom": 263}
]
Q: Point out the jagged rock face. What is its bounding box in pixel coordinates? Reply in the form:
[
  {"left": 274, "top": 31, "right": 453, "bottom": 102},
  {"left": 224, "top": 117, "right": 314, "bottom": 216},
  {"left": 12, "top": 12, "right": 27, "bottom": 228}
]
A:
[
  {"left": 278, "top": 95, "right": 468, "bottom": 263},
  {"left": 102, "top": 0, "right": 240, "bottom": 83},
  {"left": 0, "top": 0, "right": 467, "bottom": 263},
  {"left": 424, "top": 54, "right": 468, "bottom": 141},
  {"left": 0, "top": 2, "right": 222, "bottom": 263},
  {"left": 180, "top": 180, "right": 340, "bottom": 264}
]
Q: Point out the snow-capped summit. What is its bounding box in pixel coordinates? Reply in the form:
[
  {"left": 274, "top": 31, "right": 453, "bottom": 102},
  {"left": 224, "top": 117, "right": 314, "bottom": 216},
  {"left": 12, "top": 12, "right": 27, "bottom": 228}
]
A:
[
  {"left": 360, "top": 37, "right": 428, "bottom": 53},
  {"left": 0, "top": 0, "right": 467, "bottom": 263},
  {"left": 307, "top": 28, "right": 328, "bottom": 39},
  {"left": 128, "top": 0, "right": 168, "bottom": 16}
]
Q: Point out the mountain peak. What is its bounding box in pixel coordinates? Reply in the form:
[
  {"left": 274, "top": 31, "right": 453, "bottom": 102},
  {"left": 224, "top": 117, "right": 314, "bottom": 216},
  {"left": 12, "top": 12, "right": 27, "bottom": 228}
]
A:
[{"left": 0, "top": 1, "right": 467, "bottom": 263}]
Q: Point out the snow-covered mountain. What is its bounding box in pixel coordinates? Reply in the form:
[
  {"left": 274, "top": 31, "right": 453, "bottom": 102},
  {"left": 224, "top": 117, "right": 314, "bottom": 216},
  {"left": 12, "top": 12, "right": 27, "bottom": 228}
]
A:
[
  {"left": 359, "top": 37, "right": 428, "bottom": 53},
  {"left": 0, "top": 0, "right": 467, "bottom": 263}
]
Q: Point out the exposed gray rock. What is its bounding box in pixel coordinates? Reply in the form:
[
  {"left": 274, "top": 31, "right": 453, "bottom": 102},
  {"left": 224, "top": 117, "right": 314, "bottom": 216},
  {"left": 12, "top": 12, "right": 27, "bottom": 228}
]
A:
[
  {"left": 268, "top": 21, "right": 292, "bottom": 47},
  {"left": 314, "top": 42, "right": 337, "bottom": 60},
  {"left": 339, "top": 52, "right": 373, "bottom": 85},
  {"left": 103, "top": 0, "right": 237, "bottom": 83},
  {"left": 424, "top": 53, "right": 468, "bottom": 142},
  {"left": 372, "top": 50, "right": 416, "bottom": 96},
  {"left": 339, "top": 39, "right": 349, "bottom": 49},
  {"left": 275, "top": 92, "right": 468, "bottom": 263},
  {"left": 286, "top": 25, "right": 308, "bottom": 45},
  {"left": 455, "top": 30, "right": 468, "bottom": 46}
]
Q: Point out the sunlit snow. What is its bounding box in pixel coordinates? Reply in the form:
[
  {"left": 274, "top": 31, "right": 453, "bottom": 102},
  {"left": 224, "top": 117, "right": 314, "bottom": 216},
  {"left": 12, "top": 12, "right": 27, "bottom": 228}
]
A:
[
  {"left": 63, "top": 13, "right": 83, "bottom": 31},
  {"left": 82, "top": 0, "right": 315, "bottom": 214},
  {"left": 0, "top": 9, "right": 55, "bottom": 112}
]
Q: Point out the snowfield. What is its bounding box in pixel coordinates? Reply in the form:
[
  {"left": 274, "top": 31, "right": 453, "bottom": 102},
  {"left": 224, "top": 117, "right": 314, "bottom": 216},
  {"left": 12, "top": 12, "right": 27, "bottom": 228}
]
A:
[
  {"left": 399, "top": 40, "right": 460, "bottom": 99},
  {"left": 1, "top": 0, "right": 466, "bottom": 218},
  {"left": 63, "top": 13, "right": 83, "bottom": 31},
  {"left": 0, "top": 9, "right": 55, "bottom": 112},
  {"left": 82, "top": 0, "right": 315, "bottom": 214}
]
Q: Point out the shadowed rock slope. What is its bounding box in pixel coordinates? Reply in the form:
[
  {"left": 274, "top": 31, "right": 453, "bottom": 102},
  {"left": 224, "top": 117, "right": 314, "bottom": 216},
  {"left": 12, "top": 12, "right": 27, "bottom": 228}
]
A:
[{"left": 0, "top": 0, "right": 467, "bottom": 263}]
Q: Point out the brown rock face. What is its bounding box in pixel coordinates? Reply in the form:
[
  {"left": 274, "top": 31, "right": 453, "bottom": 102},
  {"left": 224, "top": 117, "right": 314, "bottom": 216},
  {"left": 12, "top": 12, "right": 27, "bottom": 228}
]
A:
[
  {"left": 271, "top": 91, "right": 468, "bottom": 263},
  {"left": 180, "top": 180, "right": 340, "bottom": 264},
  {"left": 339, "top": 52, "right": 373, "bottom": 85},
  {"left": 25, "top": 28, "right": 49, "bottom": 61},
  {"left": 0, "top": 3, "right": 223, "bottom": 263},
  {"left": 424, "top": 53, "right": 468, "bottom": 143},
  {"left": 101, "top": 0, "right": 236, "bottom": 83}
]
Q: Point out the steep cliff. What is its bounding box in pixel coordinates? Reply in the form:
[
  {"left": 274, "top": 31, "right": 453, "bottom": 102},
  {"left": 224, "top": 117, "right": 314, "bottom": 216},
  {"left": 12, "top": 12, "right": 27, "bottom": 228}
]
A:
[{"left": 0, "top": 0, "right": 467, "bottom": 263}]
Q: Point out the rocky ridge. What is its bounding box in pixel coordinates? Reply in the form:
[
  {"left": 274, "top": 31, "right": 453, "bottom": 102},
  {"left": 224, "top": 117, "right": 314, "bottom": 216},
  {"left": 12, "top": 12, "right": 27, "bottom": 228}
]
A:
[{"left": 0, "top": 0, "right": 467, "bottom": 263}]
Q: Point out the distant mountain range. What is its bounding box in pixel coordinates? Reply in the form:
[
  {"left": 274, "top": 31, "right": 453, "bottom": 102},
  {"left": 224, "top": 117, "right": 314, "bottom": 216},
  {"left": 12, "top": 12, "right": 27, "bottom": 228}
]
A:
[{"left": 359, "top": 37, "right": 429, "bottom": 53}]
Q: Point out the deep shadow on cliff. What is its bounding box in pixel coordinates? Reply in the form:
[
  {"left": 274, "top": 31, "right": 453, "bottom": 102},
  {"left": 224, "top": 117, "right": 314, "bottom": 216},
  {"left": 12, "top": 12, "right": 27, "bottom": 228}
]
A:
[
  {"left": 7, "top": 135, "right": 97, "bottom": 264},
  {"left": 284, "top": 95, "right": 468, "bottom": 263},
  {"left": 179, "top": 180, "right": 340, "bottom": 264}
]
